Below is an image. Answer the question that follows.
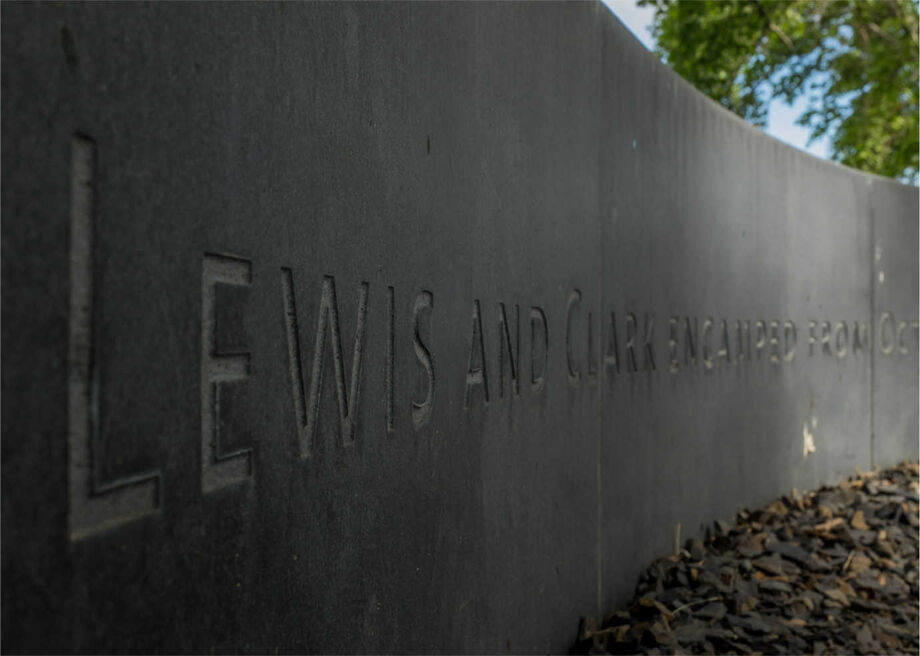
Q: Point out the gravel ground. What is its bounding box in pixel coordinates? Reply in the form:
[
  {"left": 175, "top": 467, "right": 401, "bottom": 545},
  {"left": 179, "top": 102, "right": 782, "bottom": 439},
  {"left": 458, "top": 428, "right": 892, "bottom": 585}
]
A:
[{"left": 575, "top": 462, "right": 919, "bottom": 655}]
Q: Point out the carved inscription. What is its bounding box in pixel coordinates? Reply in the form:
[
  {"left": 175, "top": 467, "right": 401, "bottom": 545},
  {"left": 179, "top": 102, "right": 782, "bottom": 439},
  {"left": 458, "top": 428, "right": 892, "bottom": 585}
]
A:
[
  {"left": 834, "top": 321, "right": 849, "bottom": 358},
  {"left": 853, "top": 321, "right": 868, "bottom": 353},
  {"left": 566, "top": 290, "right": 582, "bottom": 383},
  {"left": 717, "top": 320, "right": 731, "bottom": 366},
  {"left": 736, "top": 320, "right": 750, "bottom": 362},
  {"left": 807, "top": 320, "right": 871, "bottom": 358},
  {"left": 465, "top": 299, "right": 489, "bottom": 406},
  {"left": 386, "top": 286, "right": 396, "bottom": 433},
  {"left": 821, "top": 321, "right": 832, "bottom": 356},
  {"left": 462, "top": 300, "right": 550, "bottom": 407},
  {"left": 201, "top": 254, "right": 252, "bottom": 493},
  {"left": 783, "top": 320, "right": 797, "bottom": 362},
  {"left": 412, "top": 291, "right": 435, "bottom": 428},
  {"left": 754, "top": 320, "right": 767, "bottom": 360},
  {"left": 498, "top": 303, "right": 520, "bottom": 397},
  {"left": 68, "top": 135, "right": 160, "bottom": 540},
  {"left": 530, "top": 307, "right": 548, "bottom": 394},
  {"left": 684, "top": 317, "right": 698, "bottom": 365},
  {"left": 597, "top": 312, "right": 656, "bottom": 374},
  {"left": 701, "top": 317, "right": 714, "bottom": 369},
  {"left": 625, "top": 313, "right": 639, "bottom": 372},
  {"left": 667, "top": 317, "right": 679, "bottom": 373},
  {"left": 879, "top": 312, "right": 895, "bottom": 355},
  {"left": 877, "top": 313, "right": 920, "bottom": 355},
  {"left": 583, "top": 305, "right": 883, "bottom": 378},
  {"left": 607, "top": 313, "right": 623, "bottom": 374},
  {"left": 282, "top": 272, "right": 368, "bottom": 456},
  {"left": 64, "top": 187, "right": 917, "bottom": 540},
  {"left": 769, "top": 320, "right": 781, "bottom": 363}
]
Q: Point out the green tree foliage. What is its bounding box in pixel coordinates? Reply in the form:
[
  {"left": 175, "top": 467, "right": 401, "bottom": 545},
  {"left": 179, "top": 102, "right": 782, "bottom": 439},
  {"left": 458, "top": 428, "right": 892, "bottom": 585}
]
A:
[{"left": 638, "top": 0, "right": 919, "bottom": 182}]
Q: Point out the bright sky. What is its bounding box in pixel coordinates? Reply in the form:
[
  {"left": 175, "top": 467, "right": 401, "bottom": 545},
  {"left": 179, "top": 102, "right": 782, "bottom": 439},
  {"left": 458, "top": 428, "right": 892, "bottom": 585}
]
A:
[{"left": 601, "top": 0, "right": 832, "bottom": 160}]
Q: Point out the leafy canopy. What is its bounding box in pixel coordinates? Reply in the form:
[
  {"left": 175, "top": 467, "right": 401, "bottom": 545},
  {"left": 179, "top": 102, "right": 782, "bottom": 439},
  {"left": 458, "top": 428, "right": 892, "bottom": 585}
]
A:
[{"left": 637, "top": 0, "right": 919, "bottom": 183}]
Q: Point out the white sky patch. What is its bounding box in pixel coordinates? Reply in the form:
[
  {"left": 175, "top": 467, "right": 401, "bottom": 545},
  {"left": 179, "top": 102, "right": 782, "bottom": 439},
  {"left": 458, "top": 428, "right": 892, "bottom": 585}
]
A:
[{"left": 600, "top": 0, "right": 656, "bottom": 50}]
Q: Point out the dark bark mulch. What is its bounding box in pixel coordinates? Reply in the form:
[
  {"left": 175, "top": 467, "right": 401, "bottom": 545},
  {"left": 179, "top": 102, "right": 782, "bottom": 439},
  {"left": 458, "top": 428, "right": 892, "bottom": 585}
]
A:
[{"left": 575, "top": 462, "right": 919, "bottom": 655}]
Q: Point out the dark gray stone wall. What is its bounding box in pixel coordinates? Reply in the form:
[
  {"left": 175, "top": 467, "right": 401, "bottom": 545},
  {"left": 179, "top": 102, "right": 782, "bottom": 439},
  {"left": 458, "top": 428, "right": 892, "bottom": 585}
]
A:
[
  {"left": 870, "top": 178, "right": 919, "bottom": 467},
  {"left": 1, "top": 3, "right": 916, "bottom": 653}
]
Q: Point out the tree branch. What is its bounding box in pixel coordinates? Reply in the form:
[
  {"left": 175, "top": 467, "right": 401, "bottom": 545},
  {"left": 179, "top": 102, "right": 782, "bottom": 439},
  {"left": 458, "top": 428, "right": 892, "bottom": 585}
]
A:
[{"left": 751, "top": 0, "right": 795, "bottom": 53}]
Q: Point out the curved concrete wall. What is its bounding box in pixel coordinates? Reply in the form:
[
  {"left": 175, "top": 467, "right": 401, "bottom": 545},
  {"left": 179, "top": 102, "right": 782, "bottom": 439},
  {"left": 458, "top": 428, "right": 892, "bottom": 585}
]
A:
[{"left": 2, "top": 3, "right": 917, "bottom": 652}]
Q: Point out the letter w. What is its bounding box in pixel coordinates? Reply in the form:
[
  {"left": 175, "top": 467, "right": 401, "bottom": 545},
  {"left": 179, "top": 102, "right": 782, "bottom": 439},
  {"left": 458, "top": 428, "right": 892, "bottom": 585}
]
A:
[{"left": 281, "top": 270, "right": 368, "bottom": 457}]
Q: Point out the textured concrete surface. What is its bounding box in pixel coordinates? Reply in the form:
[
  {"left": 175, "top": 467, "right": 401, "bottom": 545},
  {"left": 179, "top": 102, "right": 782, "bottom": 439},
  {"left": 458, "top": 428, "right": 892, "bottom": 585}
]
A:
[{"left": 1, "top": 2, "right": 917, "bottom": 653}]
